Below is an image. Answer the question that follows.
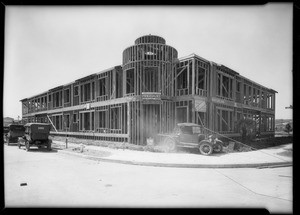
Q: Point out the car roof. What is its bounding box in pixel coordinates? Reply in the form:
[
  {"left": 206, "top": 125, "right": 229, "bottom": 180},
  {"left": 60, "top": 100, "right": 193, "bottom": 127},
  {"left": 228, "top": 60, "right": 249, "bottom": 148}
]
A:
[
  {"left": 24, "top": 123, "right": 51, "bottom": 127},
  {"left": 8, "top": 124, "right": 25, "bottom": 127},
  {"left": 177, "top": 123, "right": 201, "bottom": 127}
]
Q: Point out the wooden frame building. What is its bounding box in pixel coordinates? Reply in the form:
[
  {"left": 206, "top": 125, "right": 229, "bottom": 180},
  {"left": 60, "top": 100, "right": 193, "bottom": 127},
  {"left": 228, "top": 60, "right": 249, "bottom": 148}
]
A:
[{"left": 20, "top": 35, "right": 277, "bottom": 145}]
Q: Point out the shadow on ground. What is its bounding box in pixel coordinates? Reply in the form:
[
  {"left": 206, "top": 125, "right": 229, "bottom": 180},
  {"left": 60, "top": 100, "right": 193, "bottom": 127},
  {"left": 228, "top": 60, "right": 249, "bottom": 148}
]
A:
[
  {"left": 175, "top": 147, "right": 229, "bottom": 157},
  {"left": 276, "top": 148, "right": 293, "bottom": 158}
]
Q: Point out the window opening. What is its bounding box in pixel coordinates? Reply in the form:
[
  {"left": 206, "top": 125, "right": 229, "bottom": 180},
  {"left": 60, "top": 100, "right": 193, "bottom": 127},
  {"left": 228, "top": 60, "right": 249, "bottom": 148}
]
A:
[
  {"left": 143, "top": 67, "right": 158, "bottom": 92},
  {"left": 64, "top": 89, "right": 70, "bottom": 103},
  {"left": 74, "top": 86, "right": 79, "bottom": 96},
  {"left": 111, "top": 107, "right": 121, "bottom": 129},
  {"left": 64, "top": 115, "right": 70, "bottom": 130},
  {"left": 176, "top": 107, "right": 187, "bottom": 123},
  {"left": 197, "top": 67, "right": 205, "bottom": 89},
  {"left": 84, "top": 83, "right": 91, "bottom": 102},
  {"left": 98, "top": 111, "right": 107, "bottom": 128},
  {"left": 73, "top": 113, "right": 77, "bottom": 123},
  {"left": 92, "top": 82, "right": 95, "bottom": 100},
  {"left": 126, "top": 69, "right": 134, "bottom": 94},
  {"left": 99, "top": 78, "right": 106, "bottom": 96}
]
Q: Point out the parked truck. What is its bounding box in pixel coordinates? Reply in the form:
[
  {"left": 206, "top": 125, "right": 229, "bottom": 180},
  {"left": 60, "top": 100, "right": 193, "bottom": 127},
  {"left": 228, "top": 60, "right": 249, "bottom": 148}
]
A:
[{"left": 18, "top": 123, "right": 52, "bottom": 151}]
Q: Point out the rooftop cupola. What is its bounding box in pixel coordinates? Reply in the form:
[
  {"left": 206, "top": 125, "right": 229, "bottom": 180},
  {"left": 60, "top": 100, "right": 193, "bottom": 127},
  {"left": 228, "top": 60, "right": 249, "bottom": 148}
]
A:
[{"left": 134, "top": 34, "right": 166, "bottom": 45}]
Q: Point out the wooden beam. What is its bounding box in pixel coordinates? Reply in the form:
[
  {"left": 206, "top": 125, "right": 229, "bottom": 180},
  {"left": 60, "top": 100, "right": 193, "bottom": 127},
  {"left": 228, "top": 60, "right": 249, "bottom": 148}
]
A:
[
  {"left": 47, "top": 115, "right": 58, "bottom": 132},
  {"left": 165, "top": 65, "right": 187, "bottom": 89}
]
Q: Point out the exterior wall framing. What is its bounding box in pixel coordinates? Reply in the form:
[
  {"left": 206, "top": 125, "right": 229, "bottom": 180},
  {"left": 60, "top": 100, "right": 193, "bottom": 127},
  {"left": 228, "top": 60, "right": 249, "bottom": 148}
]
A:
[{"left": 20, "top": 35, "right": 277, "bottom": 144}]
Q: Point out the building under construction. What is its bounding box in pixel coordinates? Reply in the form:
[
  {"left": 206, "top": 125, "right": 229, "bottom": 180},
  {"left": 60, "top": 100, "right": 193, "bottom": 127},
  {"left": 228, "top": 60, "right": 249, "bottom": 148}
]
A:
[{"left": 20, "top": 35, "right": 277, "bottom": 145}]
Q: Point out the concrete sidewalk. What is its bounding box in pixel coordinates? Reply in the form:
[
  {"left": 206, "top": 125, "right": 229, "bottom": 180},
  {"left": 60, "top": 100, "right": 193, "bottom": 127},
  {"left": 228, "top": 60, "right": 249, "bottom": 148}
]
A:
[{"left": 52, "top": 140, "right": 293, "bottom": 168}]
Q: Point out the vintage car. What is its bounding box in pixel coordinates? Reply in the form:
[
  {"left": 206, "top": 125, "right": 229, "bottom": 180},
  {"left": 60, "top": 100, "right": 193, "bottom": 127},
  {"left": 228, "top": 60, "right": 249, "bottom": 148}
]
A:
[
  {"left": 157, "top": 123, "right": 225, "bottom": 155},
  {"left": 18, "top": 123, "right": 52, "bottom": 151},
  {"left": 4, "top": 124, "right": 25, "bottom": 145},
  {"left": 4, "top": 126, "right": 9, "bottom": 135}
]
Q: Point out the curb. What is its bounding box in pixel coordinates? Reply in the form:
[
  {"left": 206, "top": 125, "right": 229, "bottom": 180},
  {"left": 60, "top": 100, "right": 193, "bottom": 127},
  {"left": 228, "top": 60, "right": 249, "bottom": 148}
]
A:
[{"left": 53, "top": 147, "right": 293, "bottom": 169}]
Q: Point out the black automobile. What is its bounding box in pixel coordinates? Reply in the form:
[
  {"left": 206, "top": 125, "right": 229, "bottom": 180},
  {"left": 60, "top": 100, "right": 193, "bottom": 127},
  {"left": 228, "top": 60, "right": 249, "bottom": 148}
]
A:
[
  {"left": 157, "top": 123, "right": 225, "bottom": 155},
  {"left": 4, "top": 124, "right": 25, "bottom": 145},
  {"left": 18, "top": 123, "right": 52, "bottom": 151}
]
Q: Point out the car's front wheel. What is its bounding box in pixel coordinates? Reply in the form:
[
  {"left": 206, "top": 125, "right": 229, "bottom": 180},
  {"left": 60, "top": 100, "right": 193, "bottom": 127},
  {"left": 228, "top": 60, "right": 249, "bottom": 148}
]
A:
[
  {"left": 213, "top": 141, "right": 223, "bottom": 153},
  {"left": 25, "top": 141, "right": 30, "bottom": 152},
  {"left": 164, "top": 137, "right": 176, "bottom": 153},
  {"left": 199, "top": 141, "right": 213, "bottom": 155}
]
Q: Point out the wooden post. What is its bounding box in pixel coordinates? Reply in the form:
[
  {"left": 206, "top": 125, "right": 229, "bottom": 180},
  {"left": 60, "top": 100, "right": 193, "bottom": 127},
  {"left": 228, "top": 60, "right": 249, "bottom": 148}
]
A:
[
  {"left": 205, "top": 64, "right": 208, "bottom": 96},
  {"left": 187, "top": 61, "right": 190, "bottom": 94},
  {"left": 140, "top": 100, "right": 144, "bottom": 145},
  {"left": 259, "top": 87, "right": 262, "bottom": 108},
  {"left": 220, "top": 75, "right": 223, "bottom": 97},
  {"left": 136, "top": 101, "right": 139, "bottom": 145},
  {"left": 233, "top": 76, "right": 236, "bottom": 101},
  {"left": 228, "top": 109, "right": 230, "bottom": 131},
  {"left": 123, "top": 70, "right": 126, "bottom": 96},
  {"left": 192, "top": 57, "right": 195, "bottom": 95},
  {"left": 192, "top": 99, "right": 195, "bottom": 123},
  {"left": 60, "top": 90, "right": 63, "bottom": 107},
  {"left": 127, "top": 102, "right": 131, "bottom": 143}
]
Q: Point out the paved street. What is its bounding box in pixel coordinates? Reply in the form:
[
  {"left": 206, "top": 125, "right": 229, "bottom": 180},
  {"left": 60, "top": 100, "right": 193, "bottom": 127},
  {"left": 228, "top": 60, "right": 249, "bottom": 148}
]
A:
[{"left": 4, "top": 144, "right": 292, "bottom": 213}]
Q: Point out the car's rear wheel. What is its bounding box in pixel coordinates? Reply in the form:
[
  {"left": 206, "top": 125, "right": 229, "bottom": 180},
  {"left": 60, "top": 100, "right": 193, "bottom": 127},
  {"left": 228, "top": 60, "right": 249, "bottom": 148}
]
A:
[
  {"left": 199, "top": 142, "right": 213, "bottom": 155},
  {"left": 164, "top": 137, "right": 176, "bottom": 153},
  {"left": 213, "top": 142, "right": 223, "bottom": 153}
]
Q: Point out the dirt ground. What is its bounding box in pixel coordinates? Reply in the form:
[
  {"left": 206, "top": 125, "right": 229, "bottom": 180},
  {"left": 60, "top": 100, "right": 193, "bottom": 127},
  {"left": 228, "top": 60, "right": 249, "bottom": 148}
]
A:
[
  {"left": 4, "top": 145, "right": 292, "bottom": 212},
  {"left": 50, "top": 134, "right": 293, "bottom": 155},
  {"left": 241, "top": 136, "right": 293, "bottom": 150}
]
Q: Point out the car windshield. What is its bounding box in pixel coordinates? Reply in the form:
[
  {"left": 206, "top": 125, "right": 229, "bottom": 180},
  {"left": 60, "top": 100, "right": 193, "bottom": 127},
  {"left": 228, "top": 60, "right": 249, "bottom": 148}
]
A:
[
  {"left": 9, "top": 125, "right": 25, "bottom": 131},
  {"left": 180, "top": 126, "right": 201, "bottom": 134},
  {"left": 192, "top": 126, "right": 201, "bottom": 134}
]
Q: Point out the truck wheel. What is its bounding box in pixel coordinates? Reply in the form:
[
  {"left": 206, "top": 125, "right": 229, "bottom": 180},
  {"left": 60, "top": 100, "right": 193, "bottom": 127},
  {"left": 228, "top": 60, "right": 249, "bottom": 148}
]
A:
[
  {"left": 164, "top": 137, "right": 176, "bottom": 152},
  {"left": 199, "top": 142, "right": 213, "bottom": 155},
  {"left": 47, "top": 141, "right": 52, "bottom": 151},
  {"left": 25, "top": 141, "right": 30, "bottom": 152},
  {"left": 213, "top": 142, "right": 223, "bottom": 153}
]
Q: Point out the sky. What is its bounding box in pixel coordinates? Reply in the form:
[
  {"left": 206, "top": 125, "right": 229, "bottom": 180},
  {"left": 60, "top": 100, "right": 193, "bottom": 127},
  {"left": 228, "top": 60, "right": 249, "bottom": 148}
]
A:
[{"left": 4, "top": 4, "right": 293, "bottom": 120}]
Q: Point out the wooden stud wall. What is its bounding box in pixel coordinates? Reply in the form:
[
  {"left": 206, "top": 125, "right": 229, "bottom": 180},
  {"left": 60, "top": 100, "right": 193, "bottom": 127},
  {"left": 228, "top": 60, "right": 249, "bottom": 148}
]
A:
[{"left": 21, "top": 36, "right": 276, "bottom": 142}]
